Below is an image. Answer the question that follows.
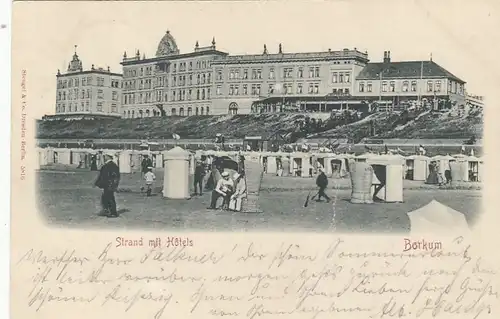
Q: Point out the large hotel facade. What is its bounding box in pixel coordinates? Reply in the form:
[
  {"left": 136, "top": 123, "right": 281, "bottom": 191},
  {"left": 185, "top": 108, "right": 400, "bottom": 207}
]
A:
[
  {"left": 54, "top": 49, "right": 122, "bottom": 118},
  {"left": 55, "top": 31, "right": 469, "bottom": 118}
]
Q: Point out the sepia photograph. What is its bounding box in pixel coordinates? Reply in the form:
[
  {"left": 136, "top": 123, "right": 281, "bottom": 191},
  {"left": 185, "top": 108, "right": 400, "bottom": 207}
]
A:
[
  {"left": 27, "top": 1, "right": 485, "bottom": 233},
  {"left": 9, "top": 1, "right": 500, "bottom": 319}
]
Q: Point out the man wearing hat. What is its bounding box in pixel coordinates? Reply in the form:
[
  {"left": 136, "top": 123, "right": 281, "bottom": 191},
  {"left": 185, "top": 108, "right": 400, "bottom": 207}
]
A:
[
  {"left": 208, "top": 171, "right": 234, "bottom": 209},
  {"left": 314, "top": 168, "right": 331, "bottom": 203},
  {"left": 94, "top": 153, "right": 120, "bottom": 217}
]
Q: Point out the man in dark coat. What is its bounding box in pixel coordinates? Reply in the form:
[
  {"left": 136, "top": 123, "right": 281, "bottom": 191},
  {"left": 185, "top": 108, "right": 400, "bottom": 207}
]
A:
[
  {"left": 141, "top": 155, "right": 153, "bottom": 176},
  {"left": 315, "top": 169, "right": 331, "bottom": 202},
  {"left": 94, "top": 154, "right": 120, "bottom": 217},
  {"left": 194, "top": 161, "right": 205, "bottom": 196},
  {"left": 90, "top": 155, "right": 98, "bottom": 171}
]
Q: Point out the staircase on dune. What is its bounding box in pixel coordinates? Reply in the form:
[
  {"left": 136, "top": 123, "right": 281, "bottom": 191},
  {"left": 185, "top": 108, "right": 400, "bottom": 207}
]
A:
[{"left": 242, "top": 158, "right": 263, "bottom": 213}]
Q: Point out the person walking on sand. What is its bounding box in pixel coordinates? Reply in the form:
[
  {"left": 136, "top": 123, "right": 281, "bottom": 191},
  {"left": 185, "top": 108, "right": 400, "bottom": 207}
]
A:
[
  {"left": 143, "top": 167, "right": 156, "bottom": 197},
  {"left": 314, "top": 168, "right": 331, "bottom": 202},
  {"left": 94, "top": 153, "right": 120, "bottom": 217}
]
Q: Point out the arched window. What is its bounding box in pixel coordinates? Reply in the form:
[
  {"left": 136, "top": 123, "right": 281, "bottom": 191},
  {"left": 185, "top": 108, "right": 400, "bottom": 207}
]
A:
[
  {"left": 228, "top": 102, "right": 238, "bottom": 115},
  {"left": 196, "top": 107, "right": 199, "bottom": 115},
  {"left": 187, "top": 107, "right": 192, "bottom": 116},
  {"left": 132, "top": 110, "right": 135, "bottom": 118},
  {"left": 171, "top": 108, "right": 176, "bottom": 116},
  {"left": 196, "top": 89, "right": 200, "bottom": 100},
  {"left": 200, "top": 107, "right": 204, "bottom": 115},
  {"left": 202, "top": 89, "right": 206, "bottom": 100},
  {"left": 124, "top": 111, "right": 127, "bottom": 118},
  {"left": 179, "top": 108, "right": 185, "bottom": 116},
  {"left": 146, "top": 109, "right": 150, "bottom": 117},
  {"left": 127, "top": 110, "right": 131, "bottom": 118},
  {"left": 139, "top": 110, "right": 143, "bottom": 118}
]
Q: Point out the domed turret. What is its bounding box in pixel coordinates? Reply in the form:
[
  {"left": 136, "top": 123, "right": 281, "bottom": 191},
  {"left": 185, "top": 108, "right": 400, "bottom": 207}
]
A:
[
  {"left": 67, "top": 45, "right": 83, "bottom": 72},
  {"left": 156, "top": 30, "right": 180, "bottom": 57}
]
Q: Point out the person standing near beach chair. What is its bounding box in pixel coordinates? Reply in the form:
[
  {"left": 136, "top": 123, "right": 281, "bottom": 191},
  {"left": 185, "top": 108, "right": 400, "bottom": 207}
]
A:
[
  {"left": 194, "top": 160, "right": 205, "bottom": 196},
  {"left": 94, "top": 153, "right": 120, "bottom": 217},
  {"left": 229, "top": 171, "right": 247, "bottom": 211},
  {"left": 143, "top": 167, "right": 156, "bottom": 197},
  {"left": 141, "top": 155, "right": 152, "bottom": 177}
]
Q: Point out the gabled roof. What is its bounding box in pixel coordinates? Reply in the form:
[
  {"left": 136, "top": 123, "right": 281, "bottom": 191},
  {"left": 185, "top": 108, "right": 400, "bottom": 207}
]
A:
[{"left": 356, "top": 60, "right": 465, "bottom": 83}]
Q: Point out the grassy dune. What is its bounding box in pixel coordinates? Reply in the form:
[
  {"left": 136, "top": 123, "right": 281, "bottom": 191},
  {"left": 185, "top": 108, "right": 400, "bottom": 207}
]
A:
[{"left": 37, "top": 108, "right": 483, "bottom": 141}]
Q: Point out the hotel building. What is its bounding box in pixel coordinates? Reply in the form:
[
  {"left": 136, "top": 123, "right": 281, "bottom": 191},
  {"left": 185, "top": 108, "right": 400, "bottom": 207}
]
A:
[
  {"left": 211, "top": 45, "right": 369, "bottom": 114},
  {"left": 115, "top": 31, "right": 467, "bottom": 117},
  {"left": 354, "top": 51, "right": 466, "bottom": 110},
  {"left": 120, "top": 31, "right": 227, "bottom": 118},
  {"left": 55, "top": 49, "right": 122, "bottom": 118}
]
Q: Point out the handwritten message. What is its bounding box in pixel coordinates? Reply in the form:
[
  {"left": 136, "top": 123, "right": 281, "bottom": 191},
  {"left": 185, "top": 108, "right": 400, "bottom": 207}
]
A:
[{"left": 13, "top": 236, "right": 498, "bottom": 319}]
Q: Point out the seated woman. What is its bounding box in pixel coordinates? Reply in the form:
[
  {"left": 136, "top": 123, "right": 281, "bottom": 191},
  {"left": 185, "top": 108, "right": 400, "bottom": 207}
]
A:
[
  {"left": 229, "top": 171, "right": 247, "bottom": 212},
  {"left": 208, "top": 171, "right": 234, "bottom": 210}
]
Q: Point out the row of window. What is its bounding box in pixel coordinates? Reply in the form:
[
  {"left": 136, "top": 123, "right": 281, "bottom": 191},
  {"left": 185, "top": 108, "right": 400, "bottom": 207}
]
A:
[
  {"left": 358, "top": 80, "right": 443, "bottom": 93},
  {"left": 172, "top": 60, "right": 211, "bottom": 73},
  {"left": 123, "top": 106, "right": 210, "bottom": 118},
  {"left": 332, "top": 72, "right": 351, "bottom": 84},
  {"left": 122, "top": 88, "right": 212, "bottom": 105},
  {"left": 124, "top": 66, "right": 153, "bottom": 78},
  {"left": 56, "top": 102, "right": 117, "bottom": 113},
  {"left": 57, "top": 77, "right": 120, "bottom": 89},
  {"left": 122, "top": 73, "right": 213, "bottom": 91},
  {"left": 57, "top": 77, "right": 92, "bottom": 89},
  {"left": 57, "top": 89, "right": 119, "bottom": 101},
  {"left": 222, "top": 82, "right": 322, "bottom": 96},
  {"left": 57, "top": 89, "right": 91, "bottom": 101},
  {"left": 220, "top": 66, "right": 326, "bottom": 81},
  {"left": 123, "top": 60, "right": 212, "bottom": 79}
]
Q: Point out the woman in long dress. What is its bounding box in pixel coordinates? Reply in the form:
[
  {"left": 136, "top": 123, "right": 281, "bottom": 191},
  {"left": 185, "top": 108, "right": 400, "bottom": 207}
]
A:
[{"left": 229, "top": 171, "right": 247, "bottom": 212}]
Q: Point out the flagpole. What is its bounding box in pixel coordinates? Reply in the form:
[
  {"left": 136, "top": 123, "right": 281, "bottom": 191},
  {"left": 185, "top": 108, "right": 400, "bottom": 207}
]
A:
[{"left": 418, "top": 61, "right": 423, "bottom": 106}]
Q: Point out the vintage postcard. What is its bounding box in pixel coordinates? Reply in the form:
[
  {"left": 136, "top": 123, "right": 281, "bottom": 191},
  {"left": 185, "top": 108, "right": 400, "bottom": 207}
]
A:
[{"left": 9, "top": 0, "right": 500, "bottom": 318}]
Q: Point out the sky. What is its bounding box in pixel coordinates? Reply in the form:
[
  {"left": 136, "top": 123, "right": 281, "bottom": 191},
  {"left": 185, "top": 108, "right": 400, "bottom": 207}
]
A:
[{"left": 11, "top": 0, "right": 500, "bottom": 119}]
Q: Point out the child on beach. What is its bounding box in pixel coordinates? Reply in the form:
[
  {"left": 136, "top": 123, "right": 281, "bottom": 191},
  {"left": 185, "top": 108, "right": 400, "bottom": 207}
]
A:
[{"left": 143, "top": 167, "right": 156, "bottom": 196}]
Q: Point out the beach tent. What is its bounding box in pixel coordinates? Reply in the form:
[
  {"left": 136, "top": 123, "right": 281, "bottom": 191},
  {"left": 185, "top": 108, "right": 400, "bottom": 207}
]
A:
[
  {"left": 478, "top": 157, "right": 484, "bottom": 182},
  {"left": 449, "top": 157, "right": 469, "bottom": 182},
  {"left": 366, "top": 154, "right": 405, "bottom": 202},
  {"left": 407, "top": 200, "right": 470, "bottom": 235},
  {"left": 52, "top": 148, "right": 71, "bottom": 165},
  {"left": 290, "top": 152, "right": 311, "bottom": 177},
  {"left": 35, "top": 148, "right": 49, "bottom": 169},
  {"left": 405, "top": 155, "right": 430, "bottom": 181},
  {"left": 118, "top": 150, "right": 132, "bottom": 173},
  {"left": 464, "top": 155, "right": 481, "bottom": 182}
]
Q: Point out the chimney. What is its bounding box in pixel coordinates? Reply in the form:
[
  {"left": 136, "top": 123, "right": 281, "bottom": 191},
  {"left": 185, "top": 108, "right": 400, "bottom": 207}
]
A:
[{"left": 383, "top": 51, "right": 391, "bottom": 63}]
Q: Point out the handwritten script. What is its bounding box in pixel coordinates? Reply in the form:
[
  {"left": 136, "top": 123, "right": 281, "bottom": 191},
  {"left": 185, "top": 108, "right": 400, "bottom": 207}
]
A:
[{"left": 13, "top": 236, "right": 499, "bottom": 319}]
